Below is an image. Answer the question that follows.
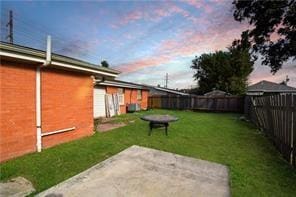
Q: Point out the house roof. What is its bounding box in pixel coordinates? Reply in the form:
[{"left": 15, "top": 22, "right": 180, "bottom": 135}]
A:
[
  {"left": 95, "top": 79, "right": 149, "bottom": 90},
  {"left": 0, "top": 42, "right": 120, "bottom": 77},
  {"left": 148, "top": 86, "right": 190, "bottom": 96},
  {"left": 247, "top": 80, "right": 296, "bottom": 93},
  {"left": 204, "top": 90, "right": 229, "bottom": 96}
]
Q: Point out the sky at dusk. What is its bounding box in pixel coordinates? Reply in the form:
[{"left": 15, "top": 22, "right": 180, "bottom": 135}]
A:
[{"left": 1, "top": 0, "right": 295, "bottom": 88}]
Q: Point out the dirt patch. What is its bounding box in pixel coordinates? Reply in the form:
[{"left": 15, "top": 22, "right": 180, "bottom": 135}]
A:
[
  {"left": 95, "top": 117, "right": 114, "bottom": 124},
  {"left": 97, "top": 123, "right": 126, "bottom": 132}
]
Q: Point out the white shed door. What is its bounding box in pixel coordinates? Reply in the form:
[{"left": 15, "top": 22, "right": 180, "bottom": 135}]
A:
[{"left": 94, "top": 87, "right": 106, "bottom": 118}]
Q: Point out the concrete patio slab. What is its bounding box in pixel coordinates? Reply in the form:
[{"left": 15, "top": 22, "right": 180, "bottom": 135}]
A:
[{"left": 37, "top": 145, "right": 230, "bottom": 197}]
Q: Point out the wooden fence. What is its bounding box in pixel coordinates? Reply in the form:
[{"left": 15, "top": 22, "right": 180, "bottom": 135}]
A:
[
  {"left": 148, "top": 95, "right": 244, "bottom": 113},
  {"left": 250, "top": 94, "right": 295, "bottom": 167}
]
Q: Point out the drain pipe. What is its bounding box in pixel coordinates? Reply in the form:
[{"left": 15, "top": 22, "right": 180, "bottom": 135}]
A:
[{"left": 36, "top": 35, "right": 51, "bottom": 152}]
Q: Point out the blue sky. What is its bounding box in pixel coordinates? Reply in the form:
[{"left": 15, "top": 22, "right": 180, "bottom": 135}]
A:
[{"left": 1, "top": 0, "right": 295, "bottom": 88}]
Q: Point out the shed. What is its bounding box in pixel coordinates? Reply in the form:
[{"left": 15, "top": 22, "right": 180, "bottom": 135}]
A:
[{"left": 204, "top": 90, "right": 230, "bottom": 97}]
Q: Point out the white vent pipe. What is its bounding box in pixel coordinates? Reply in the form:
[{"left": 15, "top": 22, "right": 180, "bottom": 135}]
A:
[{"left": 36, "top": 35, "right": 51, "bottom": 152}]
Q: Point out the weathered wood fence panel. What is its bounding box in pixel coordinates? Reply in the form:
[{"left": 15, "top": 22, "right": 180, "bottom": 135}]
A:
[
  {"left": 250, "top": 94, "right": 295, "bottom": 167},
  {"left": 148, "top": 95, "right": 244, "bottom": 113}
]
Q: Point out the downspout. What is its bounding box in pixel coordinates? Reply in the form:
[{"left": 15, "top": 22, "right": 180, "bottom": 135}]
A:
[{"left": 36, "top": 35, "right": 51, "bottom": 152}]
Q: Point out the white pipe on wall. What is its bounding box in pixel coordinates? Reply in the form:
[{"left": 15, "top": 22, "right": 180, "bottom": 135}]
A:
[
  {"left": 36, "top": 35, "right": 52, "bottom": 152},
  {"left": 36, "top": 66, "right": 42, "bottom": 152},
  {"left": 45, "top": 35, "right": 52, "bottom": 65},
  {"left": 42, "top": 127, "right": 76, "bottom": 137}
]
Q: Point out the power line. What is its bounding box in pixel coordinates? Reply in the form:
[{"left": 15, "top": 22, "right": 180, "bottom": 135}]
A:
[{"left": 1, "top": 10, "right": 104, "bottom": 61}]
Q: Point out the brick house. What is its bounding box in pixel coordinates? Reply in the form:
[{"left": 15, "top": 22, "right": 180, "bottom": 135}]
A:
[
  {"left": 0, "top": 42, "right": 120, "bottom": 162},
  {"left": 94, "top": 80, "right": 149, "bottom": 118}
]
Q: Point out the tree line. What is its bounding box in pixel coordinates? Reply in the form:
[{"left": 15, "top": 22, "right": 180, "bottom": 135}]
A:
[{"left": 191, "top": 0, "right": 295, "bottom": 95}]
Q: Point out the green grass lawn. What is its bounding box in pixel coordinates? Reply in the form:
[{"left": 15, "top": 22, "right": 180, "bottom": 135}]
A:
[{"left": 1, "top": 109, "right": 296, "bottom": 196}]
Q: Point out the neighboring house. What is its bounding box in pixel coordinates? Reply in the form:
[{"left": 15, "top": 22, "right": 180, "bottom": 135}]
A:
[
  {"left": 94, "top": 80, "right": 149, "bottom": 118},
  {"left": 204, "top": 89, "right": 230, "bottom": 97},
  {"left": 247, "top": 80, "right": 296, "bottom": 95},
  {"left": 0, "top": 42, "right": 120, "bottom": 162},
  {"left": 244, "top": 80, "right": 296, "bottom": 119},
  {"left": 145, "top": 86, "right": 190, "bottom": 96}
]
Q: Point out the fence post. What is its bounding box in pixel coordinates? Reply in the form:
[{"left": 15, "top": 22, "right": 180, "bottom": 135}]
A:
[
  {"left": 291, "top": 94, "right": 295, "bottom": 166},
  {"left": 251, "top": 96, "right": 263, "bottom": 129},
  {"left": 266, "top": 96, "right": 274, "bottom": 138}
]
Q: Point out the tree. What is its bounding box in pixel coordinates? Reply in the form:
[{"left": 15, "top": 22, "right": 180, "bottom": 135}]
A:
[
  {"left": 232, "top": 0, "right": 296, "bottom": 73},
  {"left": 101, "top": 60, "right": 110, "bottom": 68},
  {"left": 191, "top": 47, "right": 253, "bottom": 95}
]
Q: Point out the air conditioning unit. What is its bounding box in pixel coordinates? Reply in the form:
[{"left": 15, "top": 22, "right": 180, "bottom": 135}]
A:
[{"left": 127, "top": 103, "right": 141, "bottom": 112}]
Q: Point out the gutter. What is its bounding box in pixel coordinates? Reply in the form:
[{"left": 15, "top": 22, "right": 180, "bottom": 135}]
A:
[
  {"left": 0, "top": 41, "right": 120, "bottom": 77},
  {"left": 0, "top": 50, "right": 119, "bottom": 77},
  {"left": 95, "top": 80, "right": 148, "bottom": 90}
]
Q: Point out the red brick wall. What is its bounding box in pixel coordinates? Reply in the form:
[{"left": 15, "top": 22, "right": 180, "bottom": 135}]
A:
[
  {"left": 0, "top": 61, "right": 37, "bottom": 162},
  {"left": 106, "top": 86, "right": 149, "bottom": 114},
  {"left": 141, "top": 90, "right": 149, "bottom": 109},
  {"left": 124, "top": 89, "right": 132, "bottom": 113},
  {"left": 41, "top": 68, "right": 94, "bottom": 148},
  {"left": 0, "top": 61, "right": 94, "bottom": 162}
]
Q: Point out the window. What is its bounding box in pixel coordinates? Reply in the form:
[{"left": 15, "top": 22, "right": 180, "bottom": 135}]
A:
[
  {"left": 137, "top": 90, "right": 142, "bottom": 100},
  {"left": 118, "top": 88, "right": 124, "bottom": 105},
  {"left": 118, "top": 94, "right": 124, "bottom": 105},
  {"left": 118, "top": 88, "right": 124, "bottom": 94}
]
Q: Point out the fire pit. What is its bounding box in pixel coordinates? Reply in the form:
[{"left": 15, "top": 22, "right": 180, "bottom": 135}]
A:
[{"left": 141, "top": 114, "right": 178, "bottom": 136}]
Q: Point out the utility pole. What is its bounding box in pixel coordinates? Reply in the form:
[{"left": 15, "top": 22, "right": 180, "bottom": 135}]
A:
[
  {"left": 6, "top": 10, "right": 13, "bottom": 44},
  {"left": 165, "top": 73, "right": 168, "bottom": 88},
  {"left": 285, "top": 75, "right": 290, "bottom": 85}
]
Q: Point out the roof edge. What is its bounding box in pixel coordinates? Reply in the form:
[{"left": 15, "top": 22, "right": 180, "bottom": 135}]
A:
[
  {"left": 0, "top": 42, "right": 121, "bottom": 75},
  {"left": 96, "top": 80, "right": 149, "bottom": 90}
]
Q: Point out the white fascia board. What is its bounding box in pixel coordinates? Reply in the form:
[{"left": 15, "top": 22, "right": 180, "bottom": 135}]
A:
[
  {"left": 248, "top": 90, "right": 296, "bottom": 93},
  {"left": 0, "top": 51, "right": 118, "bottom": 77},
  {"left": 51, "top": 61, "right": 118, "bottom": 77},
  {"left": 0, "top": 51, "right": 45, "bottom": 63},
  {"left": 98, "top": 81, "right": 141, "bottom": 89}
]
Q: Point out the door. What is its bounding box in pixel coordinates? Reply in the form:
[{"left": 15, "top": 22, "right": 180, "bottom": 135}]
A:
[{"left": 93, "top": 87, "right": 106, "bottom": 118}]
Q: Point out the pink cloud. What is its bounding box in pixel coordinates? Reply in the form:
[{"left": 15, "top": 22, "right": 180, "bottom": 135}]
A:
[
  {"left": 182, "top": 0, "right": 214, "bottom": 14},
  {"left": 115, "top": 1, "right": 249, "bottom": 74},
  {"left": 112, "top": 2, "right": 192, "bottom": 28},
  {"left": 111, "top": 1, "right": 222, "bottom": 29},
  {"left": 117, "top": 56, "right": 171, "bottom": 73},
  {"left": 117, "top": 22, "right": 247, "bottom": 74},
  {"left": 249, "top": 62, "right": 296, "bottom": 87}
]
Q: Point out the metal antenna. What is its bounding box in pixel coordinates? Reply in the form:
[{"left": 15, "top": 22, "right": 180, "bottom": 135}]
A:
[
  {"left": 6, "top": 10, "right": 13, "bottom": 43},
  {"left": 165, "top": 73, "right": 169, "bottom": 88}
]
